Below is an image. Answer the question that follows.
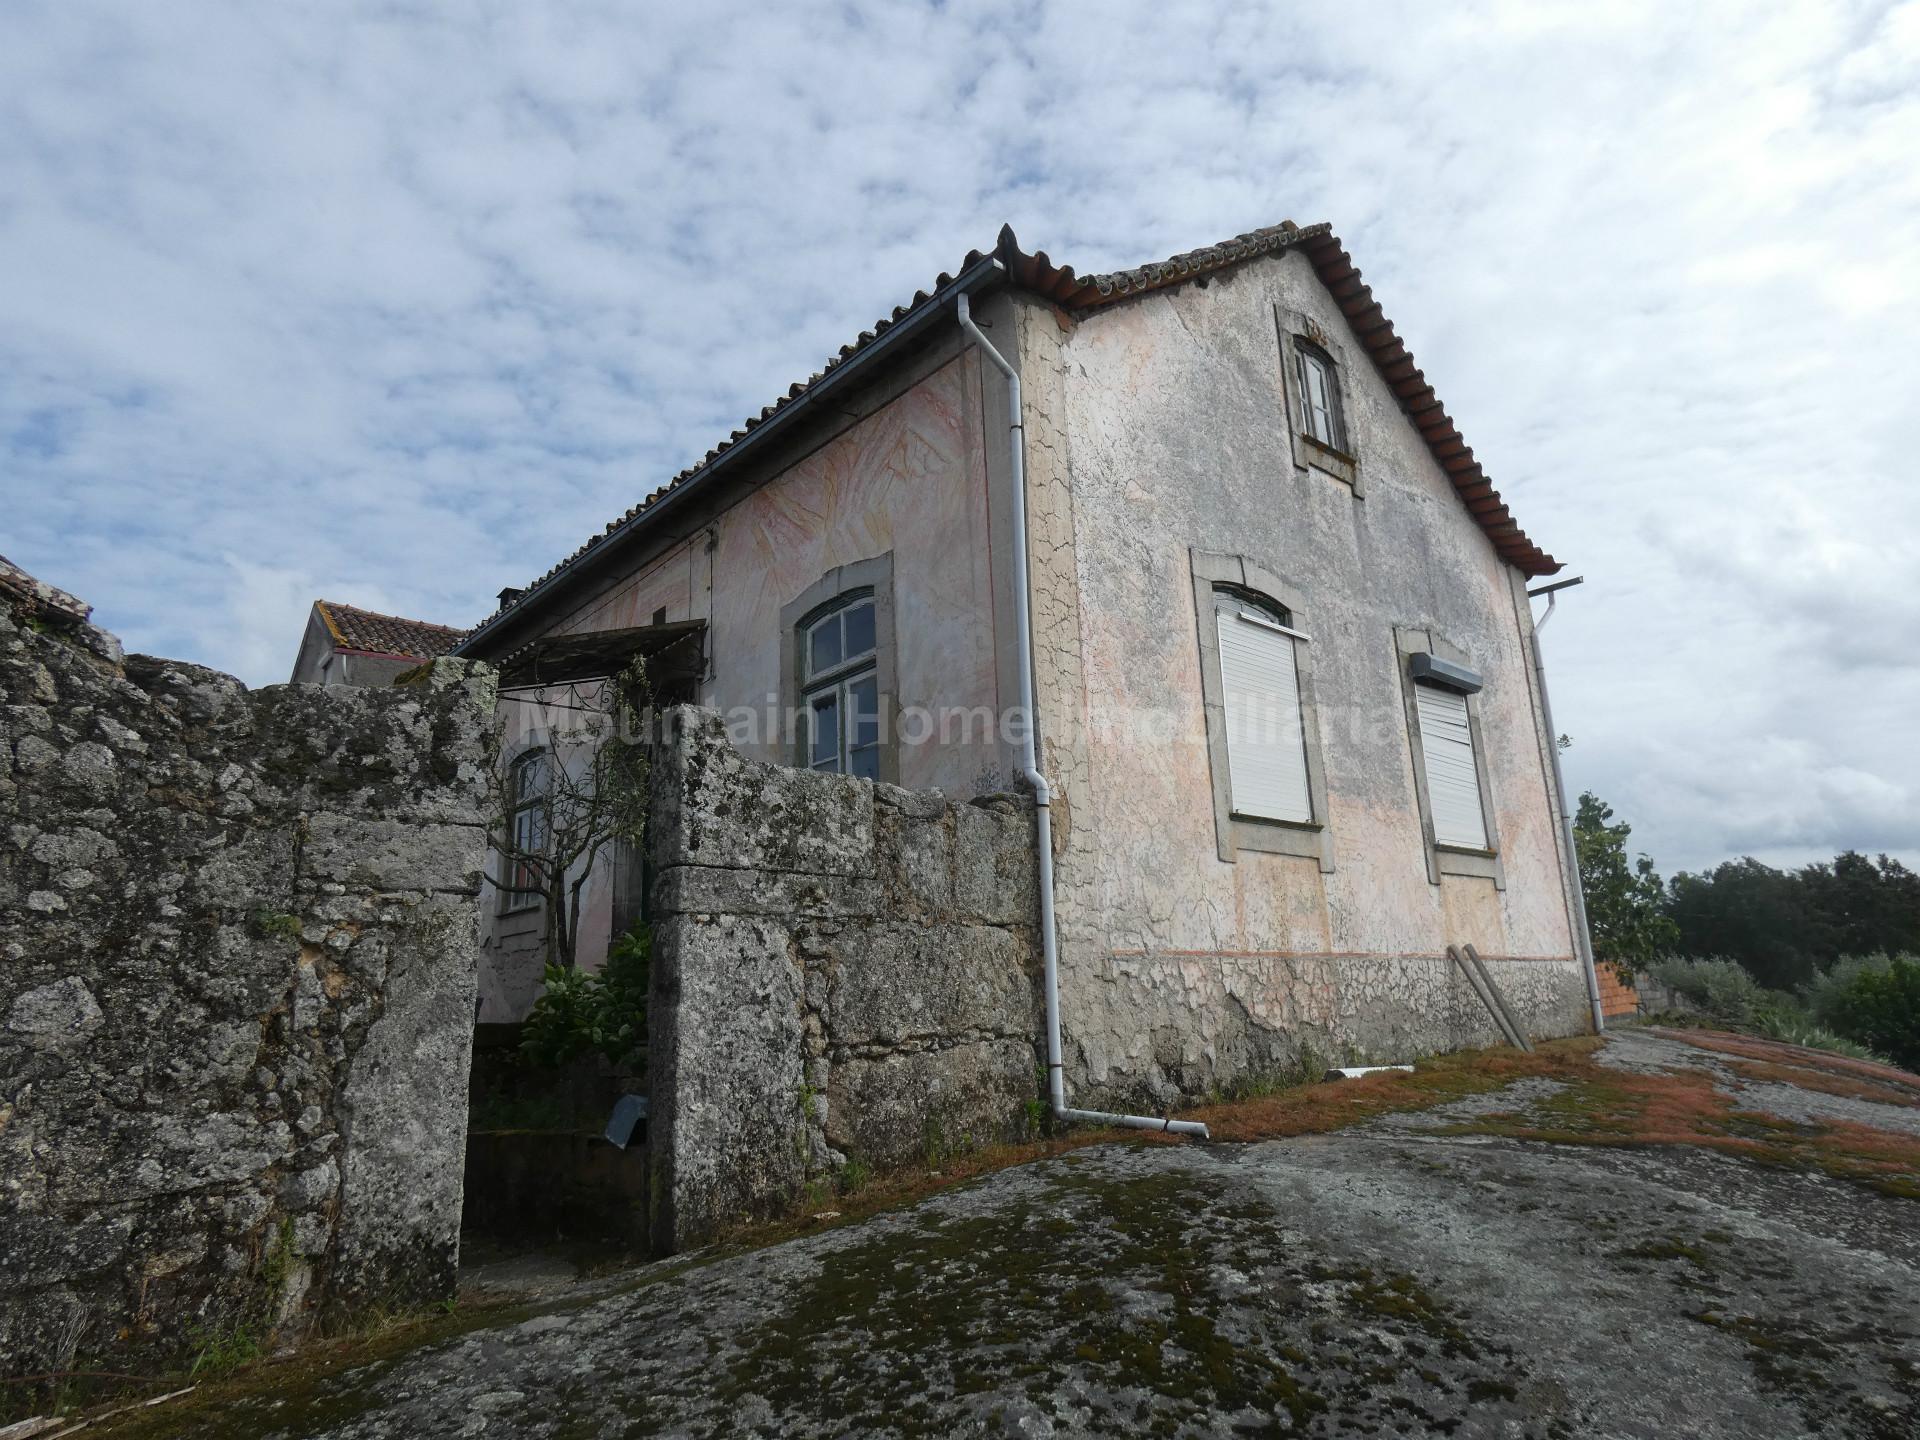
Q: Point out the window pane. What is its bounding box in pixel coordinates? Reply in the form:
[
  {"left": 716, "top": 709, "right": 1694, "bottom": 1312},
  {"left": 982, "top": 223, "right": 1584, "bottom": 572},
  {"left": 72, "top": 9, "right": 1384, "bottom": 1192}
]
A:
[
  {"left": 518, "top": 804, "right": 546, "bottom": 856},
  {"left": 809, "top": 615, "right": 842, "bottom": 676},
  {"left": 1307, "top": 356, "right": 1335, "bottom": 443},
  {"left": 1306, "top": 355, "right": 1330, "bottom": 411},
  {"left": 513, "top": 753, "right": 542, "bottom": 804},
  {"left": 848, "top": 674, "right": 880, "bottom": 748},
  {"left": 810, "top": 693, "right": 841, "bottom": 770},
  {"left": 842, "top": 600, "right": 876, "bottom": 660},
  {"left": 848, "top": 745, "right": 880, "bottom": 780}
]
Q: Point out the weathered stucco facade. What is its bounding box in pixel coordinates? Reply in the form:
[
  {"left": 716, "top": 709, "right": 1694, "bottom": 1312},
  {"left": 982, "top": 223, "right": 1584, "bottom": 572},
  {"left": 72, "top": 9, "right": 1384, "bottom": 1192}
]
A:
[
  {"left": 1, "top": 573, "right": 493, "bottom": 1371},
  {"left": 1015, "top": 252, "right": 1587, "bottom": 1105},
  {"left": 461, "top": 222, "right": 1590, "bottom": 1111},
  {"left": 479, "top": 338, "right": 1025, "bottom": 1019}
]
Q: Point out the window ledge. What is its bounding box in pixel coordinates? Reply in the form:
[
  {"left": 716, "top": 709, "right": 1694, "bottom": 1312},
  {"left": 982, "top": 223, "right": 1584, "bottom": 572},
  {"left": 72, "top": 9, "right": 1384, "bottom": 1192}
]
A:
[
  {"left": 1226, "top": 815, "right": 1335, "bottom": 871},
  {"left": 1434, "top": 846, "right": 1504, "bottom": 886},
  {"left": 1232, "top": 812, "right": 1322, "bottom": 833},
  {"left": 1300, "top": 433, "right": 1356, "bottom": 465},
  {"left": 1299, "top": 434, "right": 1359, "bottom": 489}
]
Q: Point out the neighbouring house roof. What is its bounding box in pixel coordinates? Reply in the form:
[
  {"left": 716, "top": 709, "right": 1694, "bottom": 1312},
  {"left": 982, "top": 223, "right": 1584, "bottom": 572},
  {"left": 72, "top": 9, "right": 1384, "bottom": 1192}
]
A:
[
  {"left": 315, "top": 600, "right": 468, "bottom": 661},
  {"left": 457, "top": 221, "right": 1559, "bottom": 656},
  {"left": 497, "top": 619, "right": 708, "bottom": 691}
]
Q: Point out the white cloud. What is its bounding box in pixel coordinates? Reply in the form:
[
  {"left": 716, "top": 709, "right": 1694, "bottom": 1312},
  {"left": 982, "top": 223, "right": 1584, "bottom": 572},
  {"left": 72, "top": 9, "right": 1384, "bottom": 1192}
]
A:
[{"left": 2, "top": 0, "right": 1916, "bottom": 875}]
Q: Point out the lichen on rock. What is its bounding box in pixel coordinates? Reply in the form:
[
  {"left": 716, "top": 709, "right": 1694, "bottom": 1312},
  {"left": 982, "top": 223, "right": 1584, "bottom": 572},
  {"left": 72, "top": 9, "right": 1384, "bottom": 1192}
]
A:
[{"left": 0, "top": 569, "right": 493, "bottom": 1374}]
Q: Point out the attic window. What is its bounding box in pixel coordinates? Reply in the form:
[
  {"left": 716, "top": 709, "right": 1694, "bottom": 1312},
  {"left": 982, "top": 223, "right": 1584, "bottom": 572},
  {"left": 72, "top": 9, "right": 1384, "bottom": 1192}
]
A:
[
  {"left": 1296, "top": 341, "right": 1345, "bottom": 452},
  {"left": 1275, "top": 309, "right": 1362, "bottom": 494}
]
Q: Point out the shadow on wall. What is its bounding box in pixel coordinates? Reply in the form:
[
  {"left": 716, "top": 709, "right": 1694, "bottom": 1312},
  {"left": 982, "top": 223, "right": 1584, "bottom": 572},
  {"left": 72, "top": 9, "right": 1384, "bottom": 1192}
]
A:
[{"left": 462, "top": 1023, "right": 650, "bottom": 1256}]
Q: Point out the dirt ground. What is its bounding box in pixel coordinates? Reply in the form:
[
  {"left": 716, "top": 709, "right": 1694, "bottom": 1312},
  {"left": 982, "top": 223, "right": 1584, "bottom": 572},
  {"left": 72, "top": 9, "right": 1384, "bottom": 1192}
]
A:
[{"left": 81, "top": 1026, "right": 1920, "bottom": 1438}]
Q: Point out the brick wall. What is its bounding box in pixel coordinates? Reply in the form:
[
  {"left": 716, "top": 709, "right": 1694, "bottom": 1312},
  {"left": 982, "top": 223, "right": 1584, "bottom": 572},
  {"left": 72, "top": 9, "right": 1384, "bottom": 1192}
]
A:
[{"left": 1596, "top": 961, "right": 1641, "bottom": 1020}]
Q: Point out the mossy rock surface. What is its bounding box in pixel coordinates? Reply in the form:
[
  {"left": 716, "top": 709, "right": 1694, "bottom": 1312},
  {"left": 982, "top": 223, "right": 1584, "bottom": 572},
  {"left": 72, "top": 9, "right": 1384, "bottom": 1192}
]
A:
[{"left": 84, "top": 1030, "right": 1920, "bottom": 1439}]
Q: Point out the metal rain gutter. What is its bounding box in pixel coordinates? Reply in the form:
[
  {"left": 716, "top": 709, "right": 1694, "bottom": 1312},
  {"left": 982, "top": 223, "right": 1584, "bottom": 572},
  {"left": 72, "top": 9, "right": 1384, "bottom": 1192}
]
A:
[
  {"left": 1529, "top": 576, "right": 1606, "bottom": 1034},
  {"left": 455, "top": 253, "right": 1010, "bottom": 660},
  {"left": 956, "top": 287, "right": 1209, "bottom": 1142}
]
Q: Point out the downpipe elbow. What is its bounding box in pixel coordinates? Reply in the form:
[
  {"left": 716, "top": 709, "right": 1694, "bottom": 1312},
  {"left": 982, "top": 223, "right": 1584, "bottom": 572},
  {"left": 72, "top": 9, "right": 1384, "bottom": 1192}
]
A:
[{"left": 1024, "top": 767, "right": 1052, "bottom": 806}]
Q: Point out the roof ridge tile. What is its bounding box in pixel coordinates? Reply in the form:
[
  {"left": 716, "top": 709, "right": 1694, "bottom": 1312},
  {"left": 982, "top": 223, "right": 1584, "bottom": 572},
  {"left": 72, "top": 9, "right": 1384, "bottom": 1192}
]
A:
[{"left": 471, "top": 219, "right": 1557, "bottom": 642}]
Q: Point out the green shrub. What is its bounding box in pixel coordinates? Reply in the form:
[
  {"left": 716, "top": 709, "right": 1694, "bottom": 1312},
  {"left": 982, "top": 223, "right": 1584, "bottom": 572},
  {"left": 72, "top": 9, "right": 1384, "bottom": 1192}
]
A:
[
  {"left": 1815, "top": 955, "right": 1920, "bottom": 1072},
  {"left": 1645, "top": 956, "right": 1765, "bottom": 1022},
  {"left": 520, "top": 923, "right": 651, "bottom": 1071},
  {"left": 187, "top": 1320, "right": 265, "bottom": 1378},
  {"left": 1749, "top": 1006, "right": 1886, "bottom": 1064},
  {"left": 837, "top": 1158, "right": 872, "bottom": 1195},
  {"left": 1647, "top": 955, "right": 1898, "bottom": 1064},
  {"left": 1801, "top": 953, "right": 1895, "bottom": 1029}
]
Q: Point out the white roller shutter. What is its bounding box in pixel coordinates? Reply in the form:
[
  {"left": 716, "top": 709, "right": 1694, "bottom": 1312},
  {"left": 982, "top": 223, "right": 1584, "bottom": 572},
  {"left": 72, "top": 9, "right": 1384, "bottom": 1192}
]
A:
[
  {"left": 1215, "top": 607, "right": 1312, "bottom": 823},
  {"left": 1415, "top": 682, "right": 1488, "bottom": 849}
]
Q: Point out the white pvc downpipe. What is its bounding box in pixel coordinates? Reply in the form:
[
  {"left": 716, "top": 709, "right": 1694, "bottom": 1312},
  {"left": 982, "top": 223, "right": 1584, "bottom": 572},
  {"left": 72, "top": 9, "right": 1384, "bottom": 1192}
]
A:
[
  {"left": 957, "top": 292, "right": 1210, "bottom": 1141},
  {"left": 1532, "top": 588, "right": 1606, "bottom": 1034}
]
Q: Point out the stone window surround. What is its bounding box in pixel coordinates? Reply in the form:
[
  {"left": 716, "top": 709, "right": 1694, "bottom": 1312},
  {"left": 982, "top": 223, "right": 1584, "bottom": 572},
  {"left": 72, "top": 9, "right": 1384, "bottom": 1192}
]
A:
[
  {"left": 1395, "top": 625, "right": 1506, "bottom": 890},
  {"left": 778, "top": 552, "right": 900, "bottom": 785},
  {"left": 1274, "top": 305, "right": 1364, "bottom": 496},
  {"left": 1190, "top": 547, "right": 1335, "bottom": 872}
]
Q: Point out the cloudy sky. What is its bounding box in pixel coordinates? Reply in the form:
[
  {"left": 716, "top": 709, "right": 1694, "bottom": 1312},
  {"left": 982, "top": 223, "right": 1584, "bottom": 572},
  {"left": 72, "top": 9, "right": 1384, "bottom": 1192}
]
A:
[{"left": 3, "top": 1, "right": 1915, "bottom": 876}]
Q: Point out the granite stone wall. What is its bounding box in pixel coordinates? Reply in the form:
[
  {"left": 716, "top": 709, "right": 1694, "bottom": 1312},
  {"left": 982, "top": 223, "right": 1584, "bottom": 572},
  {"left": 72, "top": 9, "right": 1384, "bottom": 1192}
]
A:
[
  {"left": 0, "top": 565, "right": 494, "bottom": 1372},
  {"left": 646, "top": 708, "right": 1042, "bottom": 1251}
]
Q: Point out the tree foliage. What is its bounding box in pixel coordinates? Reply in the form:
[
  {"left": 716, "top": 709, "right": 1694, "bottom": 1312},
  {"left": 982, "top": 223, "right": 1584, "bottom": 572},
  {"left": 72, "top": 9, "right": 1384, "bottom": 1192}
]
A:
[
  {"left": 1572, "top": 791, "right": 1676, "bottom": 982},
  {"left": 1666, "top": 852, "right": 1920, "bottom": 991},
  {"left": 1572, "top": 788, "right": 1920, "bottom": 1065},
  {"left": 520, "top": 922, "right": 652, "bottom": 1072},
  {"left": 1798, "top": 852, "right": 1920, "bottom": 959},
  {"left": 486, "top": 656, "right": 654, "bottom": 970}
]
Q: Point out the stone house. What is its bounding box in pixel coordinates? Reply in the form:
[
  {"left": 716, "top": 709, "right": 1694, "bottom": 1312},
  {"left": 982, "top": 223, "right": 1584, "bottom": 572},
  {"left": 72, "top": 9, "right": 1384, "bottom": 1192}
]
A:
[
  {"left": 454, "top": 220, "right": 1602, "bottom": 1102},
  {"left": 289, "top": 598, "right": 467, "bottom": 688}
]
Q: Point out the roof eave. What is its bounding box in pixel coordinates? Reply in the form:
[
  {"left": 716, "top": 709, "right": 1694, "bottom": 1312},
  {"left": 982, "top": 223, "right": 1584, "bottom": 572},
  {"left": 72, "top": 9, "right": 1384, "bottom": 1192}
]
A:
[
  {"left": 454, "top": 253, "right": 1011, "bottom": 659},
  {"left": 1002, "top": 221, "right": 1560, "bottom": 578},
  {"left": 460, "top": 219, "right": 1563, "bottom": 654}
]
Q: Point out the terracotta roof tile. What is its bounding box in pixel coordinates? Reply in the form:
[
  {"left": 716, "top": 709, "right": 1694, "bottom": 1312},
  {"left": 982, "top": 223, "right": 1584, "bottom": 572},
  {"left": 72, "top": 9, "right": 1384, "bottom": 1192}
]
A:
[
  {"left": 1010, "top": 223, "right": 1561, "bottom": 577},
  {"left": 465, "top": 220, "right": 1560, "bottom": 649},
  {"left": 316, "top": 601, "right": 467, "bottom": 661}
]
